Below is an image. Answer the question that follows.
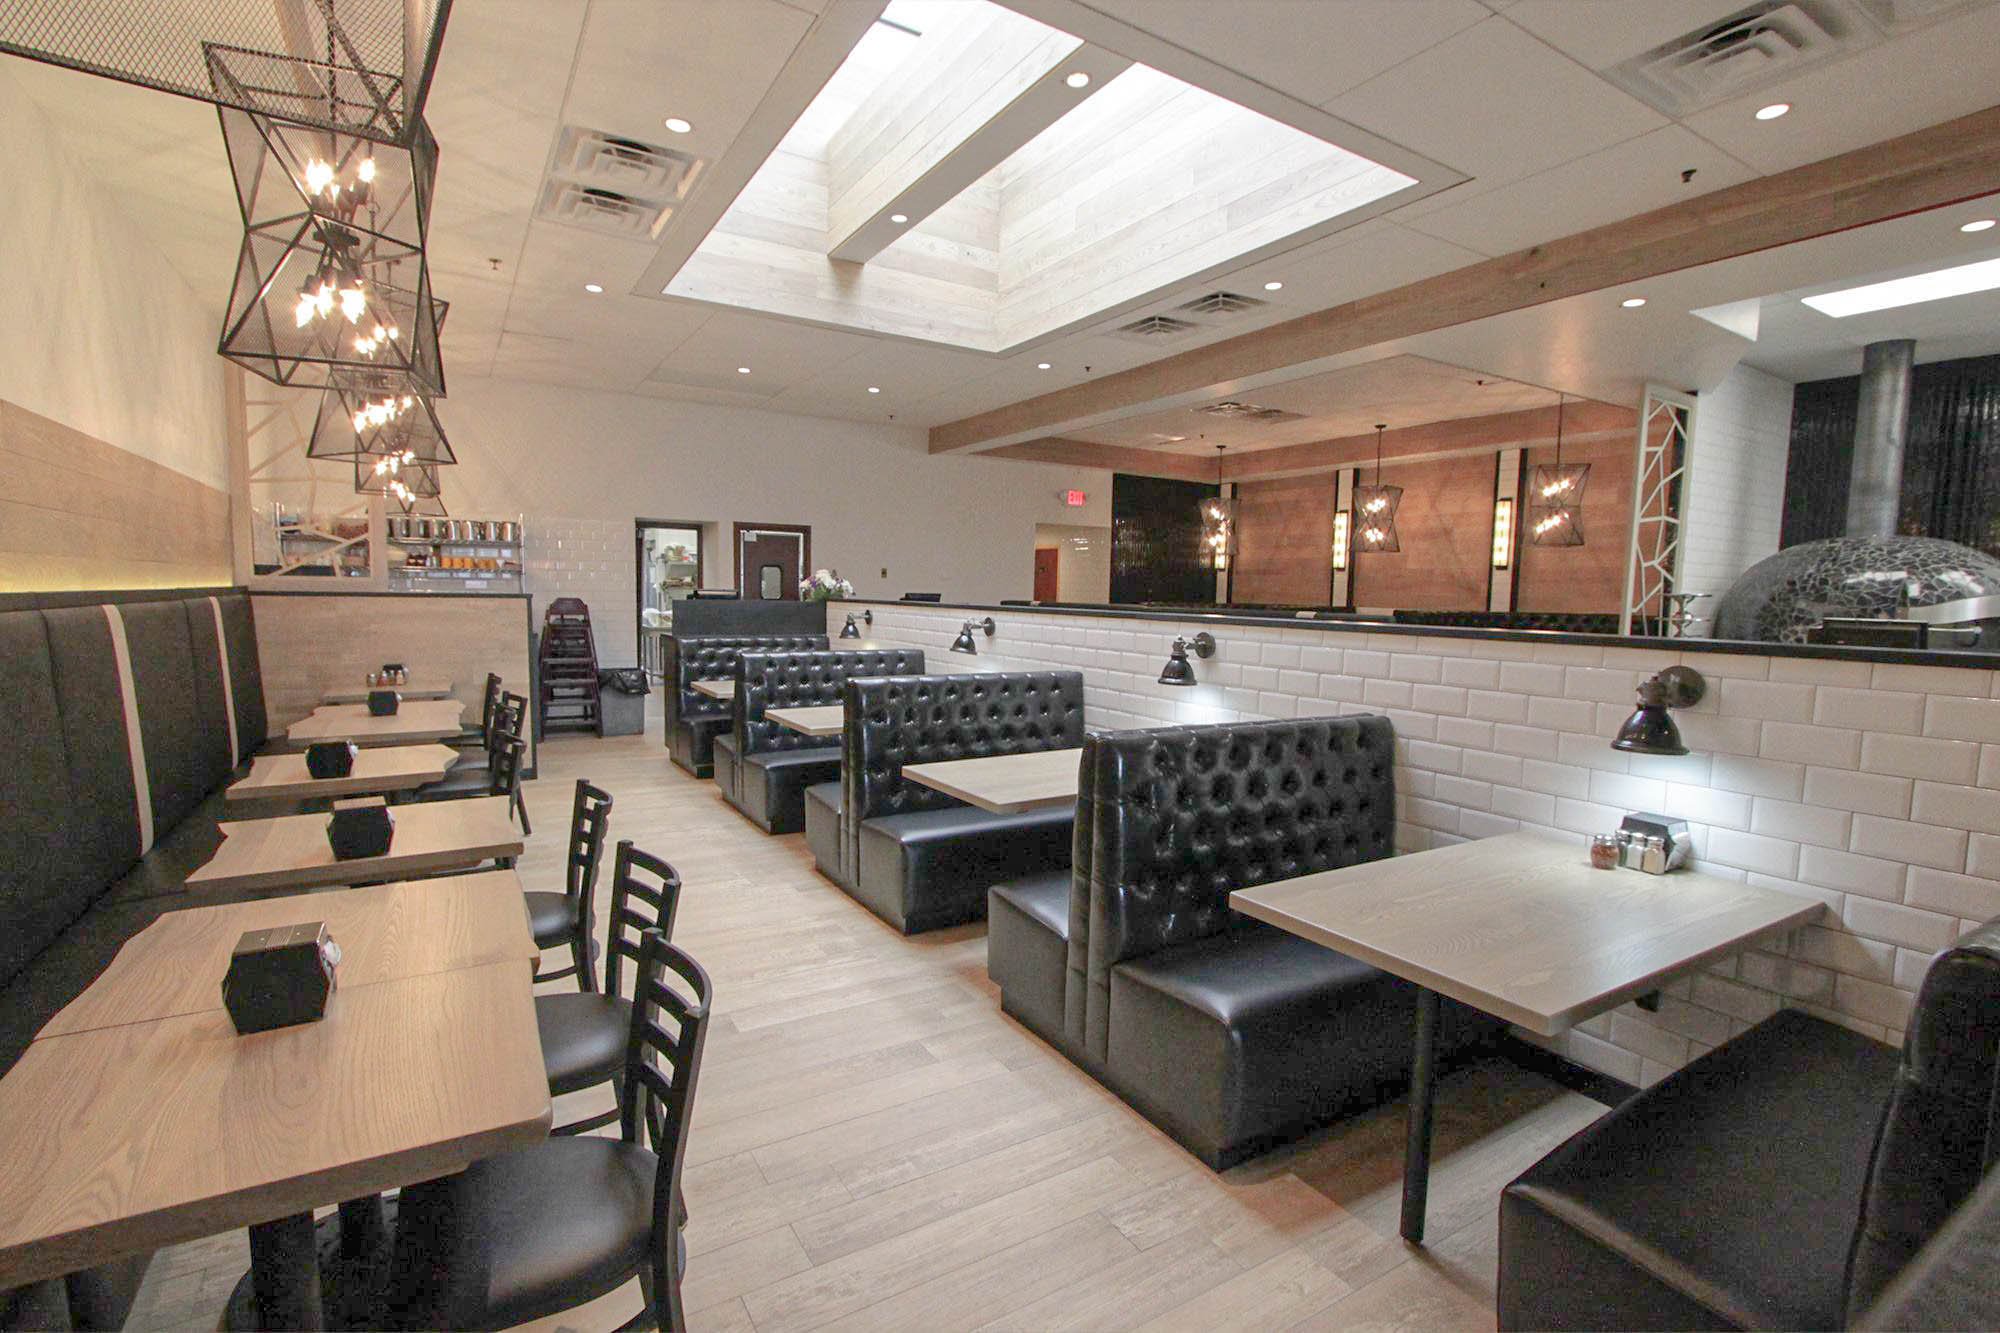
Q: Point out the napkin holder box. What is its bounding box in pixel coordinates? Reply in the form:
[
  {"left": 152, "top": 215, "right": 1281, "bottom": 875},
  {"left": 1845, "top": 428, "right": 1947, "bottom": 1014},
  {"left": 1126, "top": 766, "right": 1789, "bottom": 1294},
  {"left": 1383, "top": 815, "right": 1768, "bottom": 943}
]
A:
[
  {"left": 1616, "top": 812, "right": 1690, "bottom": 874},
  {"left": 366, "top": 688, "right": 401, "bottom": 716},
  {"left": 304, "top": 741, "right": 357, "bottom": 779},
  {"left": 222, "top": 922, "right": 338, "bottom": 1035},
  {"left": 328, "top": 804, "right": 394, "bottom": 860}
]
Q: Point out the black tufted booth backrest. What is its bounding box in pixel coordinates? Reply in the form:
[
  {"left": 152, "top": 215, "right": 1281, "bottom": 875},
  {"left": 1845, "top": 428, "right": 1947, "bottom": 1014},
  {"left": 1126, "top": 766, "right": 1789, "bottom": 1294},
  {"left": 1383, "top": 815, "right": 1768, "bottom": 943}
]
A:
[
  {"left": 735, "top": 649, "right": 926, "bottom": 757},
  {"left": 1845, "top": 917, "right": 2000, "bottom": 1322},
  {"left": 664, "top": 634, "right": 828, "bottom": 732},
  {"left": 843, "top": 671, "right": 1086, "bottom": 881},
  {"left": 1074, "top": 714, "right": 1394, "bottom": 1061}
]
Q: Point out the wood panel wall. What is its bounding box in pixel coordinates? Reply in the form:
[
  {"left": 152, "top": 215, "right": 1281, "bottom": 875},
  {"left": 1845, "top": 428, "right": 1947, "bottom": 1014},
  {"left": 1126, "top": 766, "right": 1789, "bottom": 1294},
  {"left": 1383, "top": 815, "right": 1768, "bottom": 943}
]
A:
[
  {"left": 1512, "top": 432, "right": 1637, "bottom": 615},
  {"left": 1231, "top": 473, "right": 1333, "bottom": 605},
  {"left": 1350, "top": 453, "right": 1497, "bottom": 611},
  {"left": 0, "top": 399, "right": 231, "bottom": 592}
]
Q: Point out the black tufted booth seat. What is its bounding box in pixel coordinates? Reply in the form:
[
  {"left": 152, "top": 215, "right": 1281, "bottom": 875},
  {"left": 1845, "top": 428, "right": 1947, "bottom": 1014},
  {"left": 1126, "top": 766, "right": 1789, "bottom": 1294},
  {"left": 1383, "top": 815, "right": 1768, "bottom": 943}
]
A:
[
  {"left": 663, "top": 634, "right": 826, "bottom": 778},
  {"left": 0, "top": 591, "right": 269, "bottom": 1330},
  {"left": 989, "top": 715, "right": 1498, "bottom": 1169},
  {"left": 836, "top": 671, "right": 1085, "bottom": 932},
  {"left": 719, "top": 648, "right": 926, "bottom": 833},
  {"left": 1498, "top": 917, "right": 2000, "bottom": 1331}
]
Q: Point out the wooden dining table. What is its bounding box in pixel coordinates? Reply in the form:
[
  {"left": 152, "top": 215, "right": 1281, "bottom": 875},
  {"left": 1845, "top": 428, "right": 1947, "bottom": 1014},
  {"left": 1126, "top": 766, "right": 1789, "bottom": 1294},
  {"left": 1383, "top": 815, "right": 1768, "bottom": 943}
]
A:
[
  {"left": 226, "top": 743, "right": 460, "bottom": 804},
  {"left": 765, "top": 704, "right": 844, "bottom": 738},
  {"left": 0, "top": 872, "right": 548, "bottom": 1329},
  {"left": 285, "top": 699, "right": 466, "bottom": 748},
  {"left": 691, "top": 678, "right": 735, "bottom": 701},
  {"left": 1230, "top": 831, "right": 1825, "bottom": 1243},
  {"left": 901, "top": 747, "right": 1083, "bottom": 814},
  {"left": 186, "top": 794, "right": 525, "bottom": 895},
  {"left": 320, "top": 680, "right": 454, "bottom": 704}
]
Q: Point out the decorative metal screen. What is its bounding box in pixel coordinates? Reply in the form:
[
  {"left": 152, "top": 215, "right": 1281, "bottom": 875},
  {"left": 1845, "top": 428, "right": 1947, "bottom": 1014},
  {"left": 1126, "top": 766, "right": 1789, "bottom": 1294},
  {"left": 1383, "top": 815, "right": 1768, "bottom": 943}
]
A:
[
  {"left": 0, "top": 0, "right": 451, "bottom": 145},
  {"left": 1621, "top": 386, "right": 1697, "bottom": 635}
]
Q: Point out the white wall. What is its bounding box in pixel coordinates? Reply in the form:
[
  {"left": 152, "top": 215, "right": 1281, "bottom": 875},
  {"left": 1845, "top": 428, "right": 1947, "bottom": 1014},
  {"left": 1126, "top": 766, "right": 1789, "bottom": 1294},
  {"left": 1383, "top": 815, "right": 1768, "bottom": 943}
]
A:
[
  {"left": 1034, "top": 522, "right": 1112, "bottom": 601},
  {"left": 0, "top": 64, "right": 227, "bottom": 490},
  {"left": 1681, "top": 364, "right": 1795, "bottom": 624},
  {"left": 846, "top": 598, "right": 2000, "bottom": 1087},
  {"left": 431, "top": 376, "right": 1111, "bottom": 665}
]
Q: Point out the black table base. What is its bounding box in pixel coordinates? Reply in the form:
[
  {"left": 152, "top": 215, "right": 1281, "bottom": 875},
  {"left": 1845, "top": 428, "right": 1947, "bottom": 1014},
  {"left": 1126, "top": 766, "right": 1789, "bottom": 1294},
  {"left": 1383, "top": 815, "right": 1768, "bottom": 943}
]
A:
[
  {"left": 1400, "top": 987, "right": 1442, "bottom": 1244},
  {"left": 225, "top": 1197, "right": 395, "bottom": 1332}
]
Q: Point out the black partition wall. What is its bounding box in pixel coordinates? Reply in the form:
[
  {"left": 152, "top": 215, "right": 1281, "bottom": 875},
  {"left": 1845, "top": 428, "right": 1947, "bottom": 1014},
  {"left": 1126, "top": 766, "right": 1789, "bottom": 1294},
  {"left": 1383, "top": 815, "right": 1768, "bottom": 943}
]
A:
[
  {"left": 1783, "top": 353, "right": 2000, "bottom": 555},
  {"left": 1110, "top": 473, "right": 1220, "bottom": 605}
]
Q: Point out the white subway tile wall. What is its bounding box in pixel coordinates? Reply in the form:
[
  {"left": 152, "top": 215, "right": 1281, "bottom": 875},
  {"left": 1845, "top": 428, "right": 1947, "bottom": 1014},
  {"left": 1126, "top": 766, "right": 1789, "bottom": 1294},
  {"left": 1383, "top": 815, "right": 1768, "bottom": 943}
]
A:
[
  {"left": 523, "top": 517, "right": 638, "bottom": 666},
  {"left": 841, "top": 601, "right": 2000, "bottom": 1083},
  {"left": 1677, "top": 365, "right": 1795, "bottom": 620}
]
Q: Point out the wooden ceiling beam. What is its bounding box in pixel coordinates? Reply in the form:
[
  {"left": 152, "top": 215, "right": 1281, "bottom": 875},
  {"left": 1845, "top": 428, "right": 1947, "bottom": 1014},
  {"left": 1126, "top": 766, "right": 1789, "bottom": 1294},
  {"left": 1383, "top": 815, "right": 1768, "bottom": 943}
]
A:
[{"left": 931, "top": 102, "right": 2000, "bottom": 454}]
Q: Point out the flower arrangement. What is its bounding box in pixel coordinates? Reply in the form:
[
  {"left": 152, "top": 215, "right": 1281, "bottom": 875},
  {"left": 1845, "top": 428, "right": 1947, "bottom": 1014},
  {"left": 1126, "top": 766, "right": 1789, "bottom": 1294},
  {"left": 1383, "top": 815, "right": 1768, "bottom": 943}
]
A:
[{"left": 800, "top": 568, "right": 855, "bottom": 602}]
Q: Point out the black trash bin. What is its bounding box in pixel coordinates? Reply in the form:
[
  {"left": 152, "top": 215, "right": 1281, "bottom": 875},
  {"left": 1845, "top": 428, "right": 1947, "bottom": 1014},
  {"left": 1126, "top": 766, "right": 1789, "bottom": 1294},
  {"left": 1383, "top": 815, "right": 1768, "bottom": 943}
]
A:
[{"left": 597, "top": 667, "right": 649, "bottom": 737}]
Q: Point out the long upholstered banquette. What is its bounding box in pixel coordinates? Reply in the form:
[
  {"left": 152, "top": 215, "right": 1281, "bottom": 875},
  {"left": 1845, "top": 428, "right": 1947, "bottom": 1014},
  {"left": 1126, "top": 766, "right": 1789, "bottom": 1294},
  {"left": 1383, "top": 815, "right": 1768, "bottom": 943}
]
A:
[
  {"left": 1498, "top": 918, "right": 2000, "bottom": 1332},
  {"left": 661, "top": 634, "right": 825, "bottom": 778},
  {"left": 0, "top": 590, "right": 269, "bottom": 1329},
  {"left": 987, "top": 715, "right": 1498, "bottom": 1169},
  {"left": 806, "top": 671, "right": 1084, "bottom": 932},
  {"left": 713, "top": 647, "right": 924, "bottom": 833}
]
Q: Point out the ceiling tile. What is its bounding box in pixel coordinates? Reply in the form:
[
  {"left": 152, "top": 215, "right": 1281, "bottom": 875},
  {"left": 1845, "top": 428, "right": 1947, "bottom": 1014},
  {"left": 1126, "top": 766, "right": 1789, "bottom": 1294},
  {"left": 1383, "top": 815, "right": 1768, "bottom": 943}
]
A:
[{"left": 1499, "top": 0, "right": 1759, "bottom": 70}]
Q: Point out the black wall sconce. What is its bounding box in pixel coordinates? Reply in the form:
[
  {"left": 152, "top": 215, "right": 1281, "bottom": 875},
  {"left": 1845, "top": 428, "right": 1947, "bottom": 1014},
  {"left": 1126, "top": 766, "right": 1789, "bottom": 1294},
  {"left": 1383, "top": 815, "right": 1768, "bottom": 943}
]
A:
[
  {"left": 1158, "top": 632, "right": 1216, "bottom": 686},
  {"left": 1612, "top": 665, "right": 1706, "bottom": 755},
  {"left": 951, "top": 616, "right": 996, "bottom": 654},
  {"left": 839, "top": 608, "right": 874, "bottom": 638}
]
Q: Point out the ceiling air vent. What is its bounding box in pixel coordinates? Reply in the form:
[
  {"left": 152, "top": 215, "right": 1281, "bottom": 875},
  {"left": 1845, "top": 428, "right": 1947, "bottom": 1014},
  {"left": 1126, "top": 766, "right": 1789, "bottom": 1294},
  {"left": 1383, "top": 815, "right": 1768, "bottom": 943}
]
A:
[
  {"left": 536, "top": 182, "right": 665, "bottom": 239},
  {"left": 551, "top": 126, "right": 703, "bottom": 202},
  {"left": 1604, "top": 1, "right": 1871, "bottom": 117},
  {"left": 1113, "top": 314, "right": 1201, "bottom": 342},
  {"left": 1179, "top": 291, "right": 1268, "bottom": 318},
  {"left": 1191, "top": 400, "right": 1304, "bottom": 424}
]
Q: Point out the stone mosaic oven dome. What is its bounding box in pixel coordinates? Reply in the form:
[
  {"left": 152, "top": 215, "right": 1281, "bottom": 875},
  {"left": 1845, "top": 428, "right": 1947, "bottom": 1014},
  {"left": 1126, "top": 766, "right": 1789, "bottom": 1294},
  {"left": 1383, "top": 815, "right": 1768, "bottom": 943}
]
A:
[{"left": 1711, "top": 536, "right": 2000, "bottom": 644}]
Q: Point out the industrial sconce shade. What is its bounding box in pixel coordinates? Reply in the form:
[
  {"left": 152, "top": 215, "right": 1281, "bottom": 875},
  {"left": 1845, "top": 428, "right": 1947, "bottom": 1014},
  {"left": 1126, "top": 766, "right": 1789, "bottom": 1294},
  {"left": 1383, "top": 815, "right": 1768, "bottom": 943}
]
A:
[
  {"left": 1612, "top": 665, "right": 1706, "bottom": 755},
  {"left": 1158, "top": 632, "right": 1216, "bottom": 686},
  {"left": 951, "top": 617, "right": 996, "bottom": 654},
  {"left": 839, "top": 614, "right": 861, "bottom": 638}
]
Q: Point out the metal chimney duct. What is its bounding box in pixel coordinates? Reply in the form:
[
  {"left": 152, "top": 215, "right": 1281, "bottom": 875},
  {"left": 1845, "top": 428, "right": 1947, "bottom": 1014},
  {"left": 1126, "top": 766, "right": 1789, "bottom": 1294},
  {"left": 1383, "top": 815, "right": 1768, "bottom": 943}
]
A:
[{"left": 1845, "top": 339, "right": 1915, "bottom": 538}]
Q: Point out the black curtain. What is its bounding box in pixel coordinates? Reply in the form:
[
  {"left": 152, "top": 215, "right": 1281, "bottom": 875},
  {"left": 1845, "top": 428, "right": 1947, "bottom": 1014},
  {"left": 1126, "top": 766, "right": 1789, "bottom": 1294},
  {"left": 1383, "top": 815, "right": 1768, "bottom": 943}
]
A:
[
  {"left": 1110, "top": 473, "right": 1219, "bottom": 605},
  {"left": 1783, "top": 354, "right": 2000, "bottom": 555}
]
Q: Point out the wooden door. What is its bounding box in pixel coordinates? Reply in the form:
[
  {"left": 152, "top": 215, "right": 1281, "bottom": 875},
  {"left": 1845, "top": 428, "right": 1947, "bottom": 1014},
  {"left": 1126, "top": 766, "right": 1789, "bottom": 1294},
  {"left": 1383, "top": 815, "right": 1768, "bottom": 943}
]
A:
[
  {"left": 1033, "top": 547, "right": 1060, "bottom": 602},
  {"left": 734, "top": 523, "right": 811, "bottom": 600}
]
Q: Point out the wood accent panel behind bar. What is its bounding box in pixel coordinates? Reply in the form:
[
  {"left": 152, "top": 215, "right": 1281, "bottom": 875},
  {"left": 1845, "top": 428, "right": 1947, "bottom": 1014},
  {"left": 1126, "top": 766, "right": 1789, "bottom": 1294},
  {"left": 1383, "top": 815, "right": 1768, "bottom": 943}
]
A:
[
  {"left": 250, "top": 593, "right": 534, "bottom": 763},
  {"left": 1350, "top": 453, "right": 1496, "bottom": 611},
  {"left": 932, "top": 104, "right": 2000, "bottom": 452},
  {"left": 1232, "top": 473, "right": 1334, "bottom": 605},
  {"left": 1515, "top": 432, "right": 1638, "bottom": 615},
  {"left": 0, "top": 399, "right": 231, "bottom": 591}
]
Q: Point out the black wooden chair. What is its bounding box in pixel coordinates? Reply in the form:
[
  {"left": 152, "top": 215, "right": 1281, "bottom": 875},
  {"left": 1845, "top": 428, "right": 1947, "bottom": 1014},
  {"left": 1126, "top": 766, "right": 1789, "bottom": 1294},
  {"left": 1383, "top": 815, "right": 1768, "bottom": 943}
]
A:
[
  {"left": 539, "top": 840, "right": 683, "bottom": 1135},
  {"left": 418, "top": 692, "right": 525, "bottom": 803},
  {"left": 449, "top": 672, "right": 505, "bottom": 754},
  {"left": 528, "top": 780, "right": 613, "bottom": 990},
  {"left": 386, "top": 930, "right": 711, "bottom": 1332}
]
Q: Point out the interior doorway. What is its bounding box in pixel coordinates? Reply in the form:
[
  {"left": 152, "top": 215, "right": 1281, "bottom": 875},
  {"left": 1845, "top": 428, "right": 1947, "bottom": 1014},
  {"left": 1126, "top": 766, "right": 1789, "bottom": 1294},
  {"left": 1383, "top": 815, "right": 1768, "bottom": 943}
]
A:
[
  {"left": 1033, "top": 547, "right": 1060, "bottom": 602},
  {"left": 734, "top": 522, "right": 812, "bottom": 601},
  {"left": 635, "top": 519, "right": 703, "bottom": 678}
]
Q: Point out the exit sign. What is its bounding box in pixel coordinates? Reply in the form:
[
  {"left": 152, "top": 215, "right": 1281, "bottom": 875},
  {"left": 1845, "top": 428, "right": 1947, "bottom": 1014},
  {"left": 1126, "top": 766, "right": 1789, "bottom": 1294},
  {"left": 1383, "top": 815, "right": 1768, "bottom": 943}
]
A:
[{"left": 1063, "top": 489, "right": 1088, "bottom": 507}]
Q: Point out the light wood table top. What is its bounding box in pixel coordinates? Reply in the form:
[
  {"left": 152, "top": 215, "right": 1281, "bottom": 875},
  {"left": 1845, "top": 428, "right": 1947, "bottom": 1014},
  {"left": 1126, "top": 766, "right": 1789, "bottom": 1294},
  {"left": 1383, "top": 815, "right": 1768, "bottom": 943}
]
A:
[
  {"left": 186, "top": 795, "right": 524, "bottom": 895},
  {"left": 691, "top": 678, "right": 735, "bottom": 701},
  {"left": 0, "top": 960, "right": 549, "bottom": 1290},
  {"left": 1231, "top": 831, "right": 1825, "bottom": 1037},
  {"left": 901, "top": 747, "right": 1083, "bottom": 814},
  {"left": 39, "top": 871, "right": 536, "bottom": 1039},
  {"left": 286, "top": 699, "right": 466, "bottom": 747},
  {"left": 765, "top": 705, "right": 845, "bottom": 738},
  {"left": 226, "top": 743, "right": 460, "bottom": 803},
  {"left": 320, "top": 680, "right": 454, "bottom": 704}
]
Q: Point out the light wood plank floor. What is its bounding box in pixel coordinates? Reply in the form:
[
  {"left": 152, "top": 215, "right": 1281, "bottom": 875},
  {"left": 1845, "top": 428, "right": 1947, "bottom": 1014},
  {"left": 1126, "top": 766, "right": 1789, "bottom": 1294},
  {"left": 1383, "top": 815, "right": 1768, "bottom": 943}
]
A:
[{"left": 127, "top": 705, "right": 1606, "bottom": 1332}]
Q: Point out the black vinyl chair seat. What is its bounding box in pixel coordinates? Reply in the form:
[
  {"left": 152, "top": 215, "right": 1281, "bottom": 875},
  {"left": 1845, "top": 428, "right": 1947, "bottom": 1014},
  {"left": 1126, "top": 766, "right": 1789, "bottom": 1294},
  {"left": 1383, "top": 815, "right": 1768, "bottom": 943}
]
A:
[
  {"left": 536, "top": 993, "right": 632, "bottom": 1095},
  {"left": 525, "top": 891, "right": 572, "bottom": 949},
  {"left": 1501, "top": 1008, "right": 1900, "bottom": 1331},
  {"left": 414, "top": 766, "right": 492, "bottom": 799},
  {"left": 407, "top": 1136, "right": 656, "bottom": 1331}
]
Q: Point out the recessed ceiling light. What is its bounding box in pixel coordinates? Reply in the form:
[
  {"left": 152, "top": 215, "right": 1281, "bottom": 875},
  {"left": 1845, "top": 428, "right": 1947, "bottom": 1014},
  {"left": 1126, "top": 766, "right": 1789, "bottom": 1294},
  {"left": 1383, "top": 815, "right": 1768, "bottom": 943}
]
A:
[
  {"left": 583, "top": 282, "right": 603, "bottom": 294},
  {"left": 1036, "top": 362, "right": 1052, "bottom": 370},
  {"left": 889, "top": 213, "right": 909, "bottom": 224},
  {"left": 867, "top": 386, "right": 881, "bottom": 394},
  {"left": 1263, "top": 280, "right": 1283, "bottom": 291},
  {"left": 1802, "top": 256, "right": 2000, "bottom": 318},
  {"left": 663, "top": 117, "right": 693, "bottom": 134},
  {"left": 1754, "top": 102, "right": 1790, "bottom": 121},
  {"left": 737, "top": 366, "right": 751, "bottom": 374},
  {"left": 1620, "top": 296, "right": 1647, "bottom": 308},
  {"left": 1065, "top": 71, "right": 1090, "bottom": 89},
  {"left": 1963, "top": 219, "right": 1997, "bottom": 233}
]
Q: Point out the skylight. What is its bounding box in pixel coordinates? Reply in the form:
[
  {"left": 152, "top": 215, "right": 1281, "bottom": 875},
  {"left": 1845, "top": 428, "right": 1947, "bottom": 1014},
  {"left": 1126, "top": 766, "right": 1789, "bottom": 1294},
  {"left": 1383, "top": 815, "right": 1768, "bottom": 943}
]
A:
[{"left": 1801, "top": 257, "right": 2000, "bottom": 318}]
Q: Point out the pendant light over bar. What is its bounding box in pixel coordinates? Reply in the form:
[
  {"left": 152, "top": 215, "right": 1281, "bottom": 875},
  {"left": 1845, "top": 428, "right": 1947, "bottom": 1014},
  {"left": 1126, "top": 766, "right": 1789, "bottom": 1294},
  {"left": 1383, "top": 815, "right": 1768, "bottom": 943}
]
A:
[
  {"left": 1529, "top": 394, "right": 1589, "bottom": 547},
  {"left": 307, "top": 367, "right": 456, "bottom": 465},
  {"left": 1198, "top": 444, "right": 1236, "bottom": 570},
  {"left": 1353, "top": 424, "right": 1402, "bottom": 553}
]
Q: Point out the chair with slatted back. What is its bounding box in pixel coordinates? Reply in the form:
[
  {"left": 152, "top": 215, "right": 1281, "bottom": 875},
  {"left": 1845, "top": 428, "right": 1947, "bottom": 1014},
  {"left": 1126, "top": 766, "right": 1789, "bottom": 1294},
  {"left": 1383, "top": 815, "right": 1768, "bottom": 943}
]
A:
[
  {"left": 450, "top": 673, "right": 505, "bottom": 754},
  {"left": 386, "top": 929, "right": 711, "bottom": 1332},
  {"left": 417, "top": 691, "right": 526, "bottom": 804},
  {"left": 527, "top": 780, "right": 612, "bottom": 990},
  {"left": 538, "top": 840, "right": 683, "bottom": 1135}
]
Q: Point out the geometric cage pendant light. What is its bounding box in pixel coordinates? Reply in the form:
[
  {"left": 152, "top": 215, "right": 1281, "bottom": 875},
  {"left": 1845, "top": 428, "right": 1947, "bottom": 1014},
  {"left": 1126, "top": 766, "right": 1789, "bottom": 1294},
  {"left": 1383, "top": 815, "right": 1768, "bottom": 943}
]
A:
[
  {"left": 1197, "top": 444, "right": 1236, "bottom": 570},
  {"left": 1528, "top": 394, "right": 1590, "bottom": 547},
  {"left": 1352, "top": 423, "right": 1403, "bottom": 554},
  {"left": 215, "top": 95, "right": 444, "bottom": 394},
  {"left": 355, "top": 451, "right": 442, "bottom": 512},
  {"left": 306, "top": 367, "right": 456, "bottom": 465}
]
